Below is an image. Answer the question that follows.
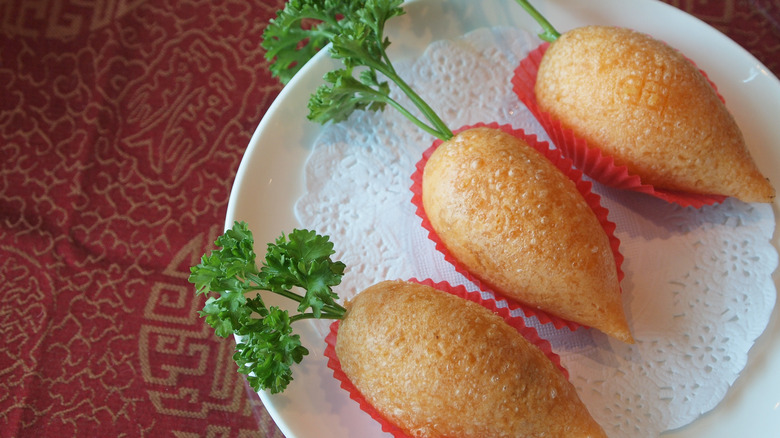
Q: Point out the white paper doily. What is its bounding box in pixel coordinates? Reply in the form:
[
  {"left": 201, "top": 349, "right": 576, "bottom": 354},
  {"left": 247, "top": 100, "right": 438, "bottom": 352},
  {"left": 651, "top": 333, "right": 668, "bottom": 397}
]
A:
[{"left": 293, "top": 27, "right": 778, "bottom": 438}]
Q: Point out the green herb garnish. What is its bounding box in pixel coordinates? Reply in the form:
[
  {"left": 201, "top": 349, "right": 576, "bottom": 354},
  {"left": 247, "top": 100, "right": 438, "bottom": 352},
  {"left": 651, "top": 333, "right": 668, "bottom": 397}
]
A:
[
  {"left": 513, "top": 0, "right": 561, "bottom": 42},
  {"left": 262, "top": 0, "right": 453, "bottom": 140},
  {"left": 189, "top": 221, "right": 346, "bottom": 393}
]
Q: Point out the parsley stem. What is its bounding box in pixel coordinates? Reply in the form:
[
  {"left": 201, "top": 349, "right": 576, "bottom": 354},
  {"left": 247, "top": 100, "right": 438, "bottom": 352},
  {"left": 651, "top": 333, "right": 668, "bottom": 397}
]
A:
[
  {"left": 385, "top": 96, "right": 452, "bottom": 141},
  {"left": 355, "top": 55, "right": 452, "bottom": 140},
  {"left": 382, "top": 68, "right": 453, "bottom": 141},
  {"left": 290, "top": 310, "right": 345, "bottom": 323},
  {"left": 513, "top": 0, "right": 561, "bottom": 42},
  {"left": 248, "top": 283, "right": 305, "bottom": 305},
  {"left": 331, "top": 39, "right": 454, "bottom": 141},
  {"left": 364, "top": 4, "right": 453, "bottom": 140},
  {"left": 247, "top": 279, "right": 347, "bottom": 317}
]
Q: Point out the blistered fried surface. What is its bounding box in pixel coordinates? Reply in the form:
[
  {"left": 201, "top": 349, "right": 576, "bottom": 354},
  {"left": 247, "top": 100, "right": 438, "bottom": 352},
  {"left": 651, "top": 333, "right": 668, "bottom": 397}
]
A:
[
  {"left": 336, "top": 280, "right": 607, "bottom": 438},
  {"left": 422, "top": 127, "right": 632, "bottom": 342},
  {"left": 535, "top": 25, "right": 774, "bottom": 203}
]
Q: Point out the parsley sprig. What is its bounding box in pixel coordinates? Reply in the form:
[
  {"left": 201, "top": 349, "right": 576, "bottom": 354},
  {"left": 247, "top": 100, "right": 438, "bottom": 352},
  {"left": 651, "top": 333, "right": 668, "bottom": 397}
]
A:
[
  {"left": 189, "top": 221, "right": 346, "bottom": 393},
  {"left": 513, "top": 0, "right": 561, "bottom": 42},
  {"left": 261, "top": 0, "right": 453, "bottom": 140}
]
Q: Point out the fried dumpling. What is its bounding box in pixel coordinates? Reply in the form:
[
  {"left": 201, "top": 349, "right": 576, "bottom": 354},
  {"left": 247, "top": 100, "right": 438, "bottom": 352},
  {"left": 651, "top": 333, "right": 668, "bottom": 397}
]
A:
[
  {"left": 534, "top": 25, "right": 774, "bottom": 203},
  {"left": 336, "top": 280, "right": 607, "bottom": 438},
  {"left": 422, "top": 126, "right": 633, "bottom": 342}
]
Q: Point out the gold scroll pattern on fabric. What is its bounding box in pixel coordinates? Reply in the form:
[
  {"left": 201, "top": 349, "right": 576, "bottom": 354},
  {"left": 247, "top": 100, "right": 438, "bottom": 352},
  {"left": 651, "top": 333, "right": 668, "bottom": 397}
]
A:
[
  {"left": 0, "top": 0, "right": 286, "bottom": 436},
  {"left": 139, "top": 227, "right": 250, "bottom": 419},
  {"left": 0, "top": 0, "right": 148, "bottom": 37}
]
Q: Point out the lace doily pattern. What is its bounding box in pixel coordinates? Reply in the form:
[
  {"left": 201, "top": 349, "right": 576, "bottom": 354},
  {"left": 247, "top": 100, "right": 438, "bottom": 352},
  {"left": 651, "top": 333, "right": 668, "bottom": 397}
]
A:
[{"left": 294, "top": 27, "right": 777, "bottom": 438}]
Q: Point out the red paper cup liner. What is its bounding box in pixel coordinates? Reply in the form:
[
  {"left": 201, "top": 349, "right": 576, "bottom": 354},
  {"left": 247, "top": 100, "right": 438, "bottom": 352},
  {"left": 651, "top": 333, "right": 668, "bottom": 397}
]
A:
[
  {"left": 511, "top": 42, "right": 727, "bottom": 209},
  {"left": 409, "top": 121, "right": 624, "bottom": 331},
  {"left": 323, "top": 278, "right": 566, "bottom": 438}
]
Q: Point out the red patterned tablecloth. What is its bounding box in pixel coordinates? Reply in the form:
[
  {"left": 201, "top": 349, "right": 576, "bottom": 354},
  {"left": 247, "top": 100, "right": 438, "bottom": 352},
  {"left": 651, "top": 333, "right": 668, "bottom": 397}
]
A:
[{"left": 1, "top": 1, "right": 778, "bottom": 437}]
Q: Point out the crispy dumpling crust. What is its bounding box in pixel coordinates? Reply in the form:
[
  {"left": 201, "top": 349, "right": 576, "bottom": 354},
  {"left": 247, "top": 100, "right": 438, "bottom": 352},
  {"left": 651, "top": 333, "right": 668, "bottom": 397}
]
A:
[
  {"left": 535, "top": 25, "right": 774, "bottom": 203},
  {"left": 422, "top": 127, "right": 633, "bottom": 342},
  {"left": 336, "top": 280, "right": 607, "bottom": 438}
]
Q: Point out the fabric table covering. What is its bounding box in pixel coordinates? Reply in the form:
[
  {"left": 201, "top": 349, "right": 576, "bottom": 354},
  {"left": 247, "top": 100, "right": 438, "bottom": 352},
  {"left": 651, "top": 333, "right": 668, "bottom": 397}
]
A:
[{"left": 1, "top": 0, "right": 778, "bottom": 436}]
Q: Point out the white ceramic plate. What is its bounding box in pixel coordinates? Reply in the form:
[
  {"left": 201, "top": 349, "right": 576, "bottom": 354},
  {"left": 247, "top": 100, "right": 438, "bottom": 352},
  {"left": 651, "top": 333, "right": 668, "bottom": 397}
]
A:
[{"left": 225, "top": 0, "right": 780, "bottom": 436}]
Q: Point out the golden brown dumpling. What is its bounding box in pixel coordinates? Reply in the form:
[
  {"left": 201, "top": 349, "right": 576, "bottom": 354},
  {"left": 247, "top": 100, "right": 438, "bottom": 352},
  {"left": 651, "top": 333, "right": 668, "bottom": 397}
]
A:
[
  {"left": 534, "top": 25, "right": 774, "bottom": 203},
  {"left": 336, "top": 280, "right": 607, "bottom": 438},
  {"left": 422, "top": 126, "right": 633, "bottom": 342}
]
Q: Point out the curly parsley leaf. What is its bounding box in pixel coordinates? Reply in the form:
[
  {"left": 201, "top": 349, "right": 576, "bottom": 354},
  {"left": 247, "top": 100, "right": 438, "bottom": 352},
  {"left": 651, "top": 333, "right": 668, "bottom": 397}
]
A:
[
  {"left": 260, "top": 228, "right": 346, "bottom": 318},
  {"left": 261, "top": 0, "right": 453, "bottom": 140},
  {"left": 261, "top": 0, "right": 365, "bottom": 84},
  {"left": 308, "top": 69, "right": 391, "bottom": 124},
  {"left": 189, "top": 221, "right": 346, "bottom": 393},
  {"left": 236, "top": 306, "right": 308, "bottom": 394}
]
